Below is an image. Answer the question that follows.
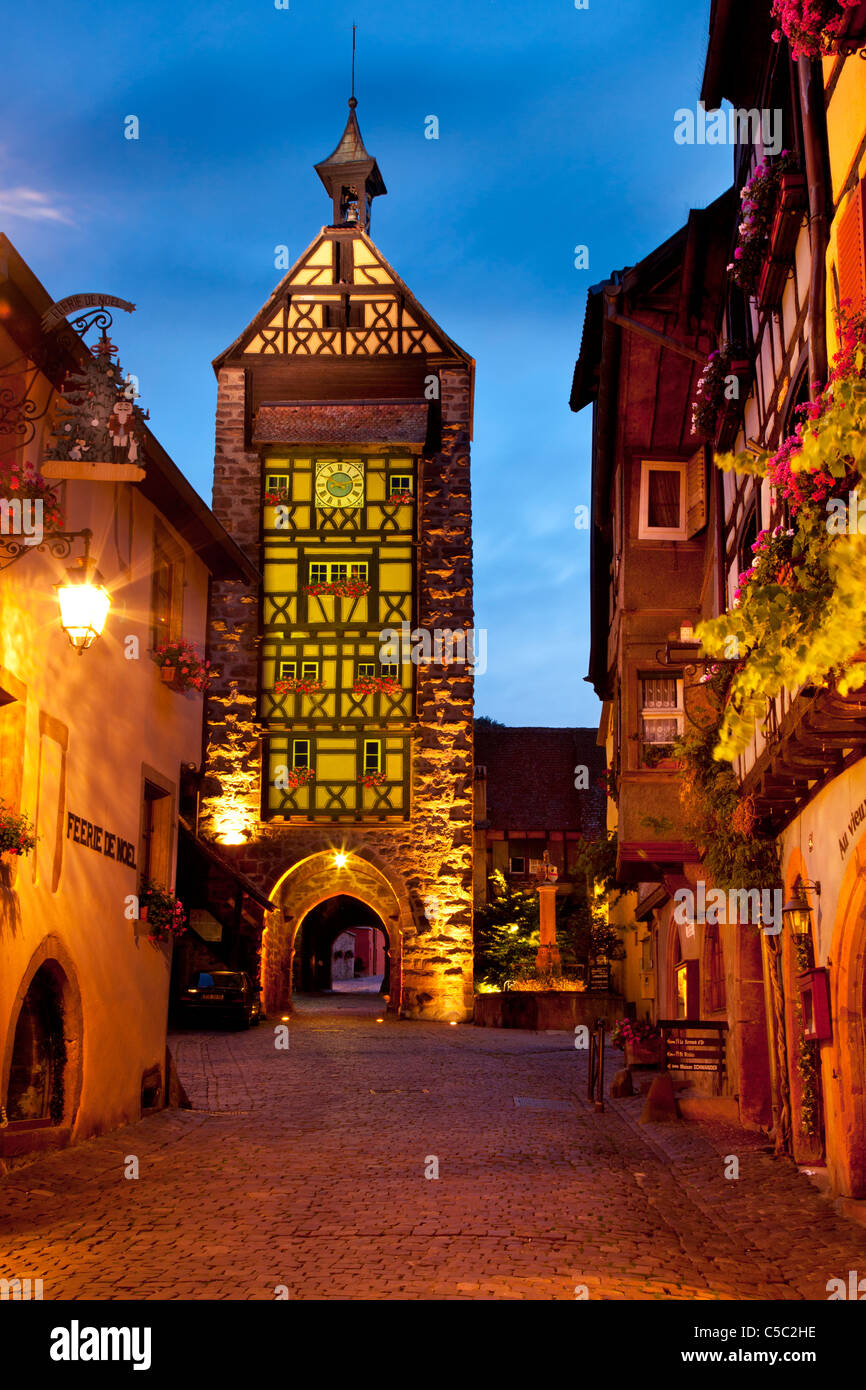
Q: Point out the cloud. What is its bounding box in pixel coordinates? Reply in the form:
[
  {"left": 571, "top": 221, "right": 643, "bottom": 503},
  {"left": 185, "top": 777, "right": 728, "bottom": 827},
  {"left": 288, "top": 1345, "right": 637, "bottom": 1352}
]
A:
[{"left": 0, "top": 186, "right": 73, "bottom": 224}]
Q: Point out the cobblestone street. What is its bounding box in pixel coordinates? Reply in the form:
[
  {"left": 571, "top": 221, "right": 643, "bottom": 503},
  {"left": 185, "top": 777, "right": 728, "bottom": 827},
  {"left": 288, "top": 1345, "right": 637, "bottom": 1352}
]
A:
[{"left": 2, "top": 997, "right": 866, "bottom": 1301}]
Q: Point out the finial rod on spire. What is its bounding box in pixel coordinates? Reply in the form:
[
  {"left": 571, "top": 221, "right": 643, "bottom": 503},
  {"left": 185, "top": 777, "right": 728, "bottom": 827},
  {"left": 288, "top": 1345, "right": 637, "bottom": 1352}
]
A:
[{"left": 351, "top": 24, "right": 356, "bottom": 101}]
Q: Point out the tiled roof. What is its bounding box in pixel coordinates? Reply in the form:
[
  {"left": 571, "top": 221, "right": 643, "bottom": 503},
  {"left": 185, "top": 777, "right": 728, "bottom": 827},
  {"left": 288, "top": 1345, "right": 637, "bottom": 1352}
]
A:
[
  {"left": 475, "top": 725, "right": 605, "bottom": 833},
  {"left": 254, "top": 401, "right": 428, "bottom": 445}
]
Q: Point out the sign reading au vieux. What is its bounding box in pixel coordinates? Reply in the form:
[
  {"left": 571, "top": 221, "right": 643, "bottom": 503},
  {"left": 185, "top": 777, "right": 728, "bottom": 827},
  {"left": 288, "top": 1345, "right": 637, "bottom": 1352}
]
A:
[{"left": 66, "top": 812, "right": 137, "bottom": 869}]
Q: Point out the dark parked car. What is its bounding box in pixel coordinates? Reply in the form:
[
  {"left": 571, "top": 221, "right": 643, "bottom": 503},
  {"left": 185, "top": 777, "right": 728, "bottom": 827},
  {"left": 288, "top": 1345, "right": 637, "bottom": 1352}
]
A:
[{"left": 180, "top": 971, "right": 262, "bottom": 1029}]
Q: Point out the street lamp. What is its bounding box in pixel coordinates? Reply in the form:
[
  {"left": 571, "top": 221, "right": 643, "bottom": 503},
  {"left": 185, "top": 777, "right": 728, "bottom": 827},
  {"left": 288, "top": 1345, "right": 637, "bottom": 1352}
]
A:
[
  {"left": 334, "top": 851, "right": 348, "bottom": 869},
  {"left": 55, "top": 547, "right": 111, "bottom": 652},
  {"left": 782, "top": 880, "right": 821, "bottom": 939}
]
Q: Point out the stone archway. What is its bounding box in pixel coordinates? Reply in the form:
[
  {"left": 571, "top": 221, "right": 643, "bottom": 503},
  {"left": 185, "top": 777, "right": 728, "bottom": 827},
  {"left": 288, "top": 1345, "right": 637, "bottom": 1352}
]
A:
[
  {"left": 262, "top": 851, "right": 406, "bottom": 1016},
  {"left": 294, "top": 895, "right": 389, "bottom": 994},
  {"left": 826, "top": 835, "right": 866, "bottom": 1197}
]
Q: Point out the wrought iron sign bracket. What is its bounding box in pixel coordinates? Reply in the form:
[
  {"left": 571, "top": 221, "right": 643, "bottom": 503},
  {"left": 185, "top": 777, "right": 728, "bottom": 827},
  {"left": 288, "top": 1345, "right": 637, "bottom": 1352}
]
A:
[{"left": 0, "top": 525, "right": 93, "bottom": 573}]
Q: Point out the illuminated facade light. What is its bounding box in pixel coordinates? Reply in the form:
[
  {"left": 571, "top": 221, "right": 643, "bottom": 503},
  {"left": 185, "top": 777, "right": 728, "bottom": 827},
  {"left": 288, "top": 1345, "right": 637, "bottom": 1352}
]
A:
[{"left": 56, "top": 555, "right": 110, "bottom": 652}]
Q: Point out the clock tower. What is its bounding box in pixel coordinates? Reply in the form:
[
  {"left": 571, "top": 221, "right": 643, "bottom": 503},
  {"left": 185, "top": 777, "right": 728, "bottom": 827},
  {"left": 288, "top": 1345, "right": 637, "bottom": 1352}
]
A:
[{"left": 200, "top": 99, "right": 476, "bottom": 1021}]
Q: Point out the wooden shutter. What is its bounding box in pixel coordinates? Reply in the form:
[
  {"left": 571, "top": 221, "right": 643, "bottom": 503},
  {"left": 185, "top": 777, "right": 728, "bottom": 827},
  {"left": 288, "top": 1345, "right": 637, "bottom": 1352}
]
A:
[
  {"left": 686, "top": 446, "right": 707, "bottom": 538},
  {"left": 837, "top": 179, "right": 866, "bottom": 316}
]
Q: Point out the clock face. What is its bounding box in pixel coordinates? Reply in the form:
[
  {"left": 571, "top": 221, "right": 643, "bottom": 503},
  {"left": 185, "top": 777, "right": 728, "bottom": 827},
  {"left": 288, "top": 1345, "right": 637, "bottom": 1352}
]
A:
[{"left": 315, "top": 460, "right": 365, "bottom": 510}]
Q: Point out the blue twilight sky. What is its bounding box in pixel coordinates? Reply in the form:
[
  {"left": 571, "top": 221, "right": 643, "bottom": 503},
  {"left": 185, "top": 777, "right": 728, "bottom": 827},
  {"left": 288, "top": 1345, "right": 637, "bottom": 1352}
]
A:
[{"left": 1, "top": 0, "right": 733, "bottom": 729}]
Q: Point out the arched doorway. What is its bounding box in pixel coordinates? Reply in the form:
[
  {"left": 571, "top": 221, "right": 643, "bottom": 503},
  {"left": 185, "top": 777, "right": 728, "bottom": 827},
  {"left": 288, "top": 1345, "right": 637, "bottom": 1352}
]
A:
[
  {"left": 262, "top": 849, "right": 407, "bottom": 1015},
  {"left": 2, "top": 949, "right": 83, "bottom": 1132},
  {"left": 827, "top": 834, "right": 866, "bottom": 1197},
  {"left": 294, "top": 894, "right": 389, "bottom": 996}
]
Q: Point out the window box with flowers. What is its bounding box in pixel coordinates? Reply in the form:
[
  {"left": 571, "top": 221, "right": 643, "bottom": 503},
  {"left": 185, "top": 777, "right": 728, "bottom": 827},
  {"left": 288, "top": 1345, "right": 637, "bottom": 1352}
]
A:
[
  {"left": 286, "top": 767, "right": 315, "bottom": 789},
  {"left": 729, "top": 151, "right": 800, "bottom": 302},
  {"left": 263, "top": 488, "right": 287, "bottom": 506},
  {"left": 771, "top": 0, "right": 866, "bottom": 58},
  {"left": 353, "top": 676, "right": 402, "bottom": 696},
  {"left": 138, "top": 879, "right": 186, "bottom": 944},
  {"left": 152, "top": 640, "right": 210, "bottom": 693},
  {"left": 0, "top": 803, "right": 37, "bottom": 859},
  {"left": 358, "top": 771, "right": 387, "bottom": 791},
  {"left": 612, "top": 1019, "right": 662, "bottom": 1067},
  {"left": 388, "top": 491, "right": 413, "bottom": 506},
  {"left": 303, "top": 579, "right": 371, "bottom": 599},
  {"left": 274, "top": 677, "right": 325, "bottom": 696},
  {"left": 692, "top": 347, "right": 752, "bottom": 447}
]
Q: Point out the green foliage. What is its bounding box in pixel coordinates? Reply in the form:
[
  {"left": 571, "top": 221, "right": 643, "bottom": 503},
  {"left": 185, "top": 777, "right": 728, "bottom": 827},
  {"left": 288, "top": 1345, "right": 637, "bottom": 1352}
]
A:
[
  {"left": 473, "top": 871, "right": 539, "bottom": 989},
  {"left": 674, "top": 725, "right": 779, "bottom": 892},
  {"left": 698, "top": 339, "right": 866, "bottom": 760},
  {"left": 571, "top": 831, "right": 625, "bottom": 903},
  {"left": 473, "top": 870, "right": 625, "bottom": 991}
]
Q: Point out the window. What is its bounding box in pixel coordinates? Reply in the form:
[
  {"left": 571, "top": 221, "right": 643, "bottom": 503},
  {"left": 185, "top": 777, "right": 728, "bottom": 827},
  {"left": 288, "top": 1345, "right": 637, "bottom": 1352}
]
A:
[
  {"left": 140, "top": 779, "right": 172, "bottom": 888},
  {"left": 266, "top": 473, "right": 289, "bottom": 493},
  {"left": 675, "top": 958, "right": 699, "bottom": 1020},
  {"left": 837, "top": 178, "right": 866, "bottom": 316},
  {"left": 300, "top": 662, "right": 319, "bottom": 681},
  {"left": 356, "top": 662, "right": 376, "bottom": 679},
  {"left": 363, "top": 740, "right": 381, "bottom": 774},
  {"left": 380, "top": 663, "right": 399, "bottom": 680},
  {"left": 640, "top": 675, "right": 683, "bottom": 765},
  {"left": 151, "top": 526, "right": 183, "bottom": 649},
  {"left": 509, "top": 856, "right": 526, "bottom": 874},
  {"left": 703, "top": 923, "right": 726, "bottom": 1013},
  {"left": 279, "top": 661, "right": 296, "bottom": 681},
  {"left": 292, "top": 739, "right": 310, "bottom": 770},
  {"left": 738, "top": 502, "right": 760, "bottom": 575},
  {"left": 638, "top": 460, "right": 688, "bottom": 540},
  {"left": 309, "top": 561, "right": 368, "bottom": 584},
  {"left": 389, "top": 475, "right": 412, "bottom": 497}
]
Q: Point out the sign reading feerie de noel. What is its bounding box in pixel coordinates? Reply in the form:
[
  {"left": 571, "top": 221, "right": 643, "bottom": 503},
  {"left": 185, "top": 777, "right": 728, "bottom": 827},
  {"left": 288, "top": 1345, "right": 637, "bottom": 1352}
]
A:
[{"left": 66, "top": 812, "right": 137, "bottom": 868}]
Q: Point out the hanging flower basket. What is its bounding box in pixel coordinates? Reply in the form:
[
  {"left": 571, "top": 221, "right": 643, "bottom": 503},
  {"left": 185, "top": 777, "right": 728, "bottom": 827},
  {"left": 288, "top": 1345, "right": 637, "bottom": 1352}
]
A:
[
  {"left": 152, "top": 640, "right": 210, "bottom": 692},
  {"left": 304, "top": 580, "right": 370, "bottom": 599},
  {"left": 275, "top": 677, "right": 325, "bottom": 695},
  {"left": 0, "top": 802, "right": 37, "bottom": 858},
  {"left": 138, "top": 879, "right": 186, "bottom": 943}
]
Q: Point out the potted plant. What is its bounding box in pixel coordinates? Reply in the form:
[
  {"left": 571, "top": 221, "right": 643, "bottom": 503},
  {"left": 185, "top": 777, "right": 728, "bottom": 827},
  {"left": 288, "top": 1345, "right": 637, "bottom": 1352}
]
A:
[
  {"left": 0, "top": 802, "right": 37, "bottom": 858},
  {"left": 152, "top": 640, "right": 210, "bottom": 692},
  {"left": 138, "top": 879, "right": 187, "bottom": 943},
  {"left": 612, "top": 1018, "right": 662, "bottom": 1066}
]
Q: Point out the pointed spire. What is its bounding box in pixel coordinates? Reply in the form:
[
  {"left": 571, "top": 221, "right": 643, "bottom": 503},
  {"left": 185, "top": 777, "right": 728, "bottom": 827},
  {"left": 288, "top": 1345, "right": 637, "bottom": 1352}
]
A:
[{"left": 314, "top": 97, "right": 386, "bottom": 233}]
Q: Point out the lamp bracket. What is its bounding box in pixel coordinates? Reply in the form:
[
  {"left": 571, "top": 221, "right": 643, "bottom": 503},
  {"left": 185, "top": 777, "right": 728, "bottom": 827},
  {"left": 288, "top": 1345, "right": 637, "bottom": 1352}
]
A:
[{"left": 0, "top": 526, "right": 92, "bottom": 573}]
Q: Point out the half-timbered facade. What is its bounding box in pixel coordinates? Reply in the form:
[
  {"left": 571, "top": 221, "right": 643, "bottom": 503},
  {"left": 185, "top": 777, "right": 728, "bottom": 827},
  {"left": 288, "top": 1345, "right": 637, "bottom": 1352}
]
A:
[{"left": 199, "top": 100, "right": 476, "bottom": 1021}]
